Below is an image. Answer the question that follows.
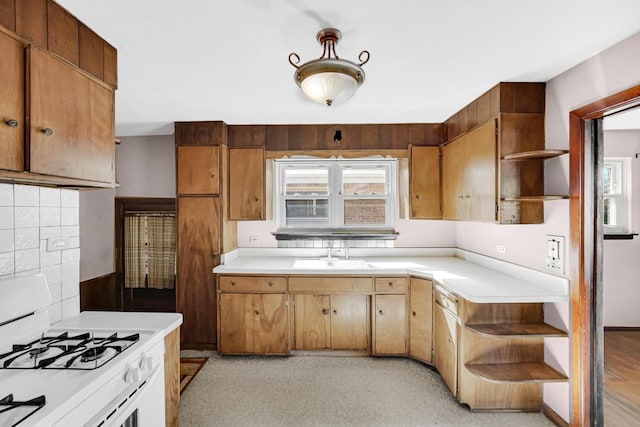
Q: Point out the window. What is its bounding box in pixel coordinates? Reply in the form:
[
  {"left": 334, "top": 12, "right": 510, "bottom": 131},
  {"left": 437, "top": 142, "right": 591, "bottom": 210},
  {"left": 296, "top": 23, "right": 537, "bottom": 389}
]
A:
[
  {"left": 275, "top": 157, "right": 396, "bottom": 231},
  {"left": 603, "top": 157, "right": 631, "bottom": 234}
]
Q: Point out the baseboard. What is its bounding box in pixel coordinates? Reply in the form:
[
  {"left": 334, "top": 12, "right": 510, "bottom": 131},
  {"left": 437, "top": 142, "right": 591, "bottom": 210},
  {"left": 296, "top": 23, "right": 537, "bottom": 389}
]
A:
[
  {"left": 604, "top": 326, "right": 640, "bottom": 331},
  {"left": 543, "top": 403, "right": 569, "bottom": 427}
]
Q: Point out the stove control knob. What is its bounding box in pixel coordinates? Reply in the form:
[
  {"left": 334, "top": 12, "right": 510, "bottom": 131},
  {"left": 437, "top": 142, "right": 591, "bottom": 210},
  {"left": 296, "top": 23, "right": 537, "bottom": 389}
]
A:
[
  {"left": 125, "top": 366, "right": 142, "bottom": 383},
  {"left": 140, "top": 355, "right": 154, "bottom": 371}
]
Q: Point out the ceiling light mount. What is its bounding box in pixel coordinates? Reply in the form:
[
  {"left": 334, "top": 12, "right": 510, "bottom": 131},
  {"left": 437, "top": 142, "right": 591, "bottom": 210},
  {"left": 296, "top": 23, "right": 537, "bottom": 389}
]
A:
[{"left": 289, "top": 28, "right": 370, "bottom": 107}]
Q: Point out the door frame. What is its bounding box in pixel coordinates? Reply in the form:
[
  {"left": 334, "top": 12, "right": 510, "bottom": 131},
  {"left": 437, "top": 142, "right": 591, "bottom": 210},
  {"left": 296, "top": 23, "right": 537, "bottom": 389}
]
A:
[{"left": 570, "top": 84, "right": 640, "bottom": 425}]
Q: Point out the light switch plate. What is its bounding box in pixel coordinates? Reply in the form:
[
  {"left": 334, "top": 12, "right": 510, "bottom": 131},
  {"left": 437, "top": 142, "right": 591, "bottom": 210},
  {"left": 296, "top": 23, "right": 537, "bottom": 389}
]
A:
[
  {"left": 47, "top": 237, "right": 70, "bottom": 252},
  {"left": 545, "top": 235, "right": 564, "bottom": 274}
]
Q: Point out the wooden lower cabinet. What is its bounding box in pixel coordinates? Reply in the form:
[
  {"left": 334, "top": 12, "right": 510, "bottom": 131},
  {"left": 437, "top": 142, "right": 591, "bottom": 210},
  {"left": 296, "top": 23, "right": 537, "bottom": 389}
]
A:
[
  {"left": 218, "top": 292, "right": 288, "bottom": 355},
  {"left": 433, "top": 300, "right": 458, "bottom": 396},
  {"left": 373, "top": 294, "right": 406, "bottom": 355},
  {"left": 409, "top": 277, "right": 433, "bottom": 363},
  {"left": 164, "top": 327, "right": 180, "bottom": 427},
  {"left": 294, "top": 294, "right": 368, "bottom": 351}
]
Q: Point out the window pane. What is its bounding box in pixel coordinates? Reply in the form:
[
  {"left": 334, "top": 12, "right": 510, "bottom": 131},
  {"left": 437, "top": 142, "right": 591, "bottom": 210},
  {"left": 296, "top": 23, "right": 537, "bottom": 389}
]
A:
[
  {"left": 284, "top": 168, "right": 329, "bottom": 195},
  {"left": 343, "top": 199, "right": 386, "bottom": 225},
  {"left": 603, "top": 197, "right": 616, "bottom": 226},
  {"left": 603, "top": 166, "right": 612, "bottom": 195},
  {"left": 342, "top": 168, "right": 386, "bottom": 195},
  {"left": 285, "top": 199, "right": 329, "bottom": 226}
]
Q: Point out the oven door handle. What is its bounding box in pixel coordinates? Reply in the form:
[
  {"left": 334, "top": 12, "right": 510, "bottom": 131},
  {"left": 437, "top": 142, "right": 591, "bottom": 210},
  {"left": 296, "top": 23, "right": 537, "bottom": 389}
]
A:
[{"left": 82, "top": 362, "right": 163, "bottom": 427}]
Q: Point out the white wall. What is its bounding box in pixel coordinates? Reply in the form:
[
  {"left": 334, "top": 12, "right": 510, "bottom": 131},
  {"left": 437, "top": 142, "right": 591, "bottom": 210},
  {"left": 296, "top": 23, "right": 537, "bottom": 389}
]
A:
[
  {"left": 0, "top": 184, "right": 80, "bottom": 323},
  {"left": 79, "top": 135, "right": 176, "bottom": 281},
  {"left": 603, "top": 129, "right": 640, "bottom": 326}
]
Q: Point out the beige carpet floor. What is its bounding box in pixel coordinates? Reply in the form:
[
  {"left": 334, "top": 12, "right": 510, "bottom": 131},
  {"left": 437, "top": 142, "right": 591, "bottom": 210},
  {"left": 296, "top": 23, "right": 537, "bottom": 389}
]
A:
[{"left": 179, "top": 354, "right": 555, "bottom": 427}]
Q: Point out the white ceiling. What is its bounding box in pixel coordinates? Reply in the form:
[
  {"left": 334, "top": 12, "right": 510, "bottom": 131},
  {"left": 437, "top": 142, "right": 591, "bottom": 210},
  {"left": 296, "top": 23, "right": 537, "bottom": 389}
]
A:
[{"left": 56, "top": 0, "right": 640, "bottom": 137}]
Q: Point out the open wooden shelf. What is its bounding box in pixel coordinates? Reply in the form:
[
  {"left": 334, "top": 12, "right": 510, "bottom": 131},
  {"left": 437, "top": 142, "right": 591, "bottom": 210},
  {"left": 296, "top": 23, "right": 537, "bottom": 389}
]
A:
[
  {"left": 502, "top": 149, "right": 569, "bottom": 160},
  {"left": 501, "top": 195, "right": 569, "bottom": 202},
  {"left": 465, "top": 323, "right": 567, "bottom": 338},
  {"left": 466, "top": 362, "right": 568, "bottom": 383}
]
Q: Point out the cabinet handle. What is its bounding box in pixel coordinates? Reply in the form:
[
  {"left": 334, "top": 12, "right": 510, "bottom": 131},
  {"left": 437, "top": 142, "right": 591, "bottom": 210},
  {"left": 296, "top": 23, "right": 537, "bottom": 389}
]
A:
[
  {"left": 255, "top": 311, "right": 259, "bottom": 316},
  {"left": 255, "top": 197, "right": 259, "bottom": 202},
  {"left": 5, "top": 119, "right": 18, "bottom": 128},
  {"left": 412, "top": 311, "right": 416, "bottom": 317},
  {"left": 333, "top": 309, "right": 338, "bottom": 315},
  {"left": 378, "top": 310, "right": 383, "bottom": 316},
  {"left": 42, "top": 128, "right": 53, "bottom": 136},
  {"left": 230, "top": 281, "right": 236, "bottom": 286},
  {"left": 415, "top": 194, "right": 420, "bottom": 200},
  {"left": 388, "top": 281, "right": 393, "bottom": 287},
  {"left": 322, "top": 308, "right": 329, "bottom": 315},
  {"left": 267, "top": 281, "right": 273, "bottom": 287}
]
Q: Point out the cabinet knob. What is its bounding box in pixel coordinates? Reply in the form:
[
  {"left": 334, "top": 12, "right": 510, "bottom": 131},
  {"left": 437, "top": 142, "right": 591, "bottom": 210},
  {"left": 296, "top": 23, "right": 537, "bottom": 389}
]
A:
[
  {"left": 42, "top": 128, "right": 53, "bottom": 136},
  {"left": 333, "top": 309, "right": 338, "bottom": 315},
  {"left": 267, "top": 281, "right": 273, "bottom": 287},
  {"left": 5, "top": 119, "right": 18, "bottom": 128},
  {"left": 322, "top": 308, "right": 329, "bottom": 315},
  {"left": 230, "top": 281, "right": 236, "bottom": 286},
  {"left": 388, "top": 281, "right": 393, "bottom": 287},
  {"left": 255, "top": 197, "right": 259, "bottom": 202},
  {"left": 255, "top": 311, "right": 259, "bottom": 316},
  {"left": 412, "top": 311, "right": 417, "bottom": 317},
  {"left": 378, "top": 310, "right": 383, "bottom": 316},
  {"left": 415, "top": 194, "right": 420, "bottom": 200}
]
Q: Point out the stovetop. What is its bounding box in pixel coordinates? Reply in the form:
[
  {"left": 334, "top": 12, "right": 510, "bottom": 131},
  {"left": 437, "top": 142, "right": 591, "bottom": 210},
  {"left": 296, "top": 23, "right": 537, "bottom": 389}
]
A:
[
  {"left": 0, "top": 331, "right": 140, "bottom": 370},
  {"left": 0, "top": 394, "right": 45, "bottom": 427}
]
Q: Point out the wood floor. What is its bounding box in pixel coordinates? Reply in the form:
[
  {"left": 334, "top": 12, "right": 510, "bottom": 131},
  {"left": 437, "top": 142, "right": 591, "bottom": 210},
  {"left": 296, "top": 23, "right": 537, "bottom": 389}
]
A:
[{"left": 605, "top": 330, "right": 640, "bottom": 426}]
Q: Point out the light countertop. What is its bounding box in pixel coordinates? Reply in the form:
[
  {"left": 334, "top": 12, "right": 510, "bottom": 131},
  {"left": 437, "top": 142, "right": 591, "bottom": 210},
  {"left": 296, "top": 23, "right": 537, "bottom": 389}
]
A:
[
  {"left": 213, "top": 249, "right": 569, "bottom": 304},
  {"left": 54, "top": 311, "right": 183, "bottom": 335}
]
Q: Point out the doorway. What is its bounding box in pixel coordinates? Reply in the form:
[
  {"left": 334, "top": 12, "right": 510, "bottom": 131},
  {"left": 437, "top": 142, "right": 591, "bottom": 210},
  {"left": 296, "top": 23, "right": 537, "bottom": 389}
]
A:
[
  {"left": 115, "top": 198, "right": 176, "bottom": 312},
  {"left": 570, "top": 84, "right": 640, "bottom": 426}
]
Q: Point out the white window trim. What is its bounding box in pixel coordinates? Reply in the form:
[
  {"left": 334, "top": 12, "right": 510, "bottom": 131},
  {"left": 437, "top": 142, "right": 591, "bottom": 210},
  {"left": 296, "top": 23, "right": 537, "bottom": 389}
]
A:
[
  {"left": 274, "top": 158, "right": 397, "bottom": 232},
  {"left": 603, "top": 157, "right": 632, "bottom": 234}
]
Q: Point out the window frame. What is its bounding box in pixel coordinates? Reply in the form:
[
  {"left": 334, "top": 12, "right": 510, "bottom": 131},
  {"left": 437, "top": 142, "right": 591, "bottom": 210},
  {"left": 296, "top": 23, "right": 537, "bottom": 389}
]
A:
[
  {"left": 602, "top": 157, "right": 631, "bottom": 234},
  {"left": 275, "top": 158, "right": 397, "bottom": 232}
]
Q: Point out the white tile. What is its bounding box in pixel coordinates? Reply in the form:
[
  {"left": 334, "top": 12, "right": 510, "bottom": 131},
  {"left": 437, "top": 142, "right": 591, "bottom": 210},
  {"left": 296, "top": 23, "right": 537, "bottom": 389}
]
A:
[
  {"left": 0, "top": 207, "right": 13, "bottom": 230},
  {"left": 61, "top": 248, "right": 80, "bottom": 263},
  {"left": 0, "top": 229, "right": 14, "bottom": 253},
  {"left": 15, "top": 228, "right": 39, "bottom": 250},
  {"left": 40, "top": 242, "right": 61, "bottom": 267},
  {"left": 0, "top": 184, "right": 13, "bottom": 206},
  {"left": 61, "top": 277, "right": 79, "bottom": 299},
  {"left": 67, "top": 236, "right": 80, "bottom": 249},
  {"left": 48, "top": 302, "right": 62, "bottom": 324},
  {"left": 48, "top": 281, "right": 62, "bottom": 303},
  {"left": 60, "top": 190, "right": 79, "bottom": 208},
  {"left": 60, "top": 226, "right": 79, "bottom": 238},
  {"left": 60, "top": 207, "right": 79, "bottom": 226},
  {"left": 61, "top": 296, "right": 80, "bottom": 319},
  {"left": 0, "top": 253, "right": 14, "bottom": 276},
  {"left": 14, "top": 206, "right": 39, "bottom": 228},
  {"left": 61, "top": 260, "right": 79, "bottom": 283},
  {"left": 39, "top": 187, "right": 61, "bottom": 207},
  {"left": 40, "top": 226, "right": 61, "bottom": 239},
  {"left": 40, "top": 207, "right": 61, "bottom": 227},
  {"left": 15, "top": 248, "right": 39, "bottom": 272},
  {"left": 41, "top": 264, "right": 62, "bottom": 286},
  {"left": 14, "top": 185, "right": 39, "bottom": 206}
]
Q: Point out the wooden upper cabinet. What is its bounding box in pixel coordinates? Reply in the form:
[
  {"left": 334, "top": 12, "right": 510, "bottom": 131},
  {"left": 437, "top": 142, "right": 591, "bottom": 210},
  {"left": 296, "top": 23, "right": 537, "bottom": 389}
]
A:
[
  {"left": 228, "top": 148, "right": 265, "bottom": 220},
  {"left": 47, "top": 0, "right": 79, "bottom": 65},
  {"left": 177, "top": 146, "right": 220, "bottom": 195},
  {"left": 442, "top": 120, "right": 497, "bottom": 222},
  {"left": 15, "top": 0, "right": 48, "bottom": 46},
  {"left": 29, "top": 45, "right": 115, "bottom": 183},
  {"left": 0, "top": 31, "right": 25, "bottom": 172},
  {"left": 79, "top": 23, "right": 104, "bottom": 79},
  {"left": 409, "top": 145, "right": 441, "bottom": 219}
]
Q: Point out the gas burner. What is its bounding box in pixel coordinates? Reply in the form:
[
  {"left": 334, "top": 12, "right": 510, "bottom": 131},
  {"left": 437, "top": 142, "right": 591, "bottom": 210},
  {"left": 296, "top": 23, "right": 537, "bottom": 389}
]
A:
[
  {"left": 28, "top": 347, "right": 50, "bottom": 358},
  {"left": 80, "top": 347, "right": 107, "bottom": 363}
]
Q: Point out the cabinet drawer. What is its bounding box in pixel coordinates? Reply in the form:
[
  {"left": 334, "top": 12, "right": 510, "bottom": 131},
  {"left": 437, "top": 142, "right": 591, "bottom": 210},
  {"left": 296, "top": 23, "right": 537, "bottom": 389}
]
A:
[
  {"left": 289, "top": 277, "right": 373, "bottom": 294},
  {"left": 219, "top": 276, "right": 287, "bottom": 292},
  {"left": 375, "top": 277, "right": 407, "bottom": 293},
  {"left": 435, "top": 285, "right": 459, "bottom": 317}
]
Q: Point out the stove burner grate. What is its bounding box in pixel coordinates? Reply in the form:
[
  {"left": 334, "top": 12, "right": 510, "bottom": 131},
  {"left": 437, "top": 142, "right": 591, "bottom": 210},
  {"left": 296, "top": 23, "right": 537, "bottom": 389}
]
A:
[{"left": 0, "top": 394, "right": 46, "bottom": 427}]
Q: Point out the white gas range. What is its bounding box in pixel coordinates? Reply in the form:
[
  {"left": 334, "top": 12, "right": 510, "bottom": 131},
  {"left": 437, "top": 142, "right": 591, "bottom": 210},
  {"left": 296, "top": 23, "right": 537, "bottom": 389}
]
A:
[{"left": 0, "top": 274, "right": 182, "bottom": 427}]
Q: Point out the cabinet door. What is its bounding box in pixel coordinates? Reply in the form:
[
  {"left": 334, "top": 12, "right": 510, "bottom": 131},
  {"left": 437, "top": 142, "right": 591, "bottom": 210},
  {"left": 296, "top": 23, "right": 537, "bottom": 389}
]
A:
[
  {"left": 177, "top": 146, "right": 220, "bottom": 195},
  {"left": 177, "top": 196, "right": 220, "bottom": 348},
  {"left": 228, "top": 148, "right": 265, "bottom": 220},
  {"left": 294, "top": 294, "right": 331, "bottom": 350},
  {"left": 409, "top": 146, "right": 441, "bottom": 219},
  {"left": 434, "top": 302, "right": 458, "bottom": 396},
  {"left": 441, "top": 136, "right": 465, "bottom": 220},
  {"left": 0, "top": 31, "right": 24, "bottom": 172},
  {"left": 374, "top": 294, "right": 406, "bottom": 355},
  {"left": 29, "top": 46, "right": 114, "bottom": 182},
  {"left": 409, "top": 277, "right": 433, "bottom": 363},
  {"left": 465, "top": 120, "right": 497, "bottom": 222},
  {"left": 331, "top": 294, "right": 368, "bottom": 351},
  {"left": 253, "top": 293, "right": 287, "bottom": 354},
  {"left": 219, "top": 293, "right": 253, "bottom": 354}
]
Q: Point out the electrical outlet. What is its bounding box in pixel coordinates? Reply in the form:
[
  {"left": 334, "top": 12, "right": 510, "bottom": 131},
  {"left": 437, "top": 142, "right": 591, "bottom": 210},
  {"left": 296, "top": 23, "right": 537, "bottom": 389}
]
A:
[
  {"left": 545, "top": 235, "right": 564, "bottom": 274},
  {"left": 249, "top": 236, "right": 261, "bottom": 244},
  {"left": 496, "top": 244, "right": 506, "bottom": 254},
  {"left": 47, "top": 237, "right": 70, "bottom": 252}
]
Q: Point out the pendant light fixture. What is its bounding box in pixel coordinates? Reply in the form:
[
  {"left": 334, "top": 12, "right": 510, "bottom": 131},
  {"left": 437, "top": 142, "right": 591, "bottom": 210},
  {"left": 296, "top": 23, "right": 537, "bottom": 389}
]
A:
[{"left": 289, "top": 28, "right": 370, "bottom": 106}]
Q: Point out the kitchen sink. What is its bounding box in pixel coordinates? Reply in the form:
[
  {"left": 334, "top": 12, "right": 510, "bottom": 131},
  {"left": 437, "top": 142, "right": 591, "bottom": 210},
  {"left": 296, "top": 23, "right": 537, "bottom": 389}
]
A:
[{"left": 290, "top": 258, "right": 372, "bottom": 269}]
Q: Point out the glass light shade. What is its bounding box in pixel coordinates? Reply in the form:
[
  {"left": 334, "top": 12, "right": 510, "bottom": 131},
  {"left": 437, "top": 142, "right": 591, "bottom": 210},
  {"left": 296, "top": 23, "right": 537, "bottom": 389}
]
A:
[{"left": 300, "top": 72, "right": 359, "bottom": 106}]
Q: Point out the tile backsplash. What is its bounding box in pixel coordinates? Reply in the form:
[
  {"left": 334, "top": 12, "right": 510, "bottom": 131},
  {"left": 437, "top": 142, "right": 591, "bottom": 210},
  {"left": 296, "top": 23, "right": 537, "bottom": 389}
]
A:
[{"left": 0, "top": 183, "right": 80, "bottom": 323}]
